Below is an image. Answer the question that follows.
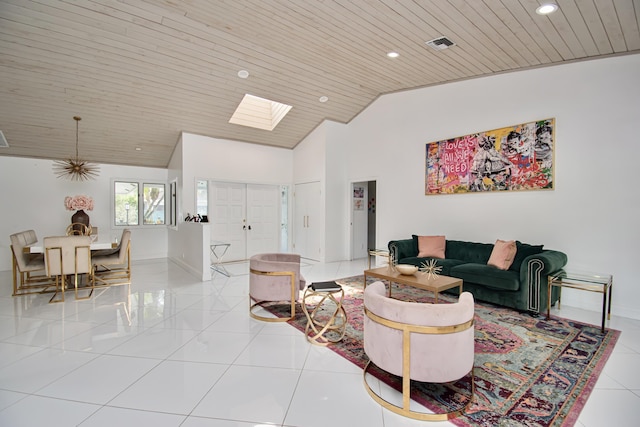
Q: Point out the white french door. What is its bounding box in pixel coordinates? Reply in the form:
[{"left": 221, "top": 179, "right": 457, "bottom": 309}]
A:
[
  {"left": 246, "top": 184, "right": 280, "bottom": 255},
  {"left": 209, "top": 182, "right": 280, "bottom": 262}
]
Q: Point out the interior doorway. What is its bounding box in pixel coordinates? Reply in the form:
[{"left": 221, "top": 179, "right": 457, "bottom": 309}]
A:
[{"left": 351, "top": 180, "right": 377, "bottom": 260}]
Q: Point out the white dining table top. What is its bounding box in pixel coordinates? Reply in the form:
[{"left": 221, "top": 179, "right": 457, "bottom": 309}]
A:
[{"left": 25, "top": 239, "right": 116, "bottom": 254}]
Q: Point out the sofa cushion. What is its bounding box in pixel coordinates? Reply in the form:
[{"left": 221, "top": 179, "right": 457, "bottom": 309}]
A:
[
  {"left": 509, "top": 241, "right": 544, "bottom": 272},
  {"left": 417, "top": 235, "right": 446, "bottom": 258},
  {"left": 487, "top": 239, "right": 517, "bottom": 270},
  {"left": 450, "top": 263, "right": 520, "bottom": 291},
  {"left": 446, "top": 240, "right": 494, "bottom": 264}
]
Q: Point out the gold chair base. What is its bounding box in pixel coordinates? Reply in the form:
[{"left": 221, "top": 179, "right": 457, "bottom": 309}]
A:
[
  {"left": 47, "top": 274, "right": 67, "bottom": 303},
  {"left": 363, "top": 361, "right": 475, "bottom": 421},
  {"left": 74, "top": 282, "right": 94, "bottom": 300},
  {"left": 249, "top": 267, "right": 298, "bottom": 322},
  {"left": 249, "top": 298, "right": 296, "bottom": 322},
  {"left": 93, "top": 268, "right": 131, "bottom": 288},
  {"left": 46, "top": 274, "right": 94, "bottom": 303},
  {"left": 302, "top": 286, "right": 347, "bottom": 346},
  {"left": 12, "top": 266, "right": 57, "bottom": 297},
  {"left": 13, "top": 278, "right": 57, "bottom": 297}
]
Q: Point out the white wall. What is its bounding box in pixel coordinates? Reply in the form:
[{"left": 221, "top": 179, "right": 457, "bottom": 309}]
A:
[
  {"left": 180, "top": 133, "right": 294, "bottom": 215},
  {"left": 325, "top": 121, "right": 350, "bottom": 262},
  {"left": 166, "top": 133, "right": 295, "bottom": 269},
  {"left": 1, "top": 157, "right": 168, "bottom": 271},
  {"left": 293, "top": 124, "right": 326, "bottom": 183},
  {"left": 329, "top": 53, "right": 640, "bottom": 319},
  {"left": 167, "top": 134, "right": 184, "bottom": 221},
  {"left": 171, "top": 222, "right": 211, "bottom": 281},
  {"left": 292, "top": 122, "right": 352, "bottom": 262},
  {"left": 167, "top": 135, "right": 184, "bottom": 262}
]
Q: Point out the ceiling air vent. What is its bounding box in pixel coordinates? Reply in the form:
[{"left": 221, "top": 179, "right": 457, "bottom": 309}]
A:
[
  {"left": 0, "top": 130, "right": 8, "bottom": 148},
  {"left": 426, "top": 36, "right": 456, "bottom": 51}
]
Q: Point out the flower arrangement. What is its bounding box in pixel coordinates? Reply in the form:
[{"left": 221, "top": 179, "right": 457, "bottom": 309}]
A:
[{"left": 64, "top": 195, "right": 94, "bottom": 211}]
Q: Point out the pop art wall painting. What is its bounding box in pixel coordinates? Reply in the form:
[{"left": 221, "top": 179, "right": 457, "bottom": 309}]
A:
[{"left": 425, "top": 118, "right": 554, "bottom": 195}]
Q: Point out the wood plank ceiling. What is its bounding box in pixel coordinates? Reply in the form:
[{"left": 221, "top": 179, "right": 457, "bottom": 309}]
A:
[{"left": 1, "top": 0, "right": 638, "bottom": 168}]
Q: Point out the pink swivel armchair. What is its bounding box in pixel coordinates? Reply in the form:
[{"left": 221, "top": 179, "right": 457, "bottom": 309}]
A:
[
  {"left": 363, "top": 280, "right": 475, "bottom": 421},
  {"left": 249, "top": 253, "right": 306, "bottom": 322}
]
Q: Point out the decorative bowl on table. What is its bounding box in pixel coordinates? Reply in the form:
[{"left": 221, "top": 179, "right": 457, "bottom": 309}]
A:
[{"left": 395, "top": 264, "right": 418, "bottom": 275}]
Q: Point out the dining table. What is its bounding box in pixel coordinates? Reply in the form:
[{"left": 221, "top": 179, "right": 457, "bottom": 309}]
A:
[
  {"left": 23, "top": 239, "right": 117, "bottom": 254},
  {"left": 21, "top": 238, "right": 119, "bottom": 293}
]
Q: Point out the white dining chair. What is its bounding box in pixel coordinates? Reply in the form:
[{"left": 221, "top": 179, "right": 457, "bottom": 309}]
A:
[
  {"left": 92, "top": 229, "right": 131, "bottom": 287},
  {"left": 44, "top": 235, "right": 93, "bottom": 302},
  {"left": 9, "top": 230, "right": 55, "bottom": 296}
]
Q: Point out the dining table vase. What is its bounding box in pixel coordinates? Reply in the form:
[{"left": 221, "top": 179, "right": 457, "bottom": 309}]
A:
[{"left": 71, "top": 209, "right": 90, "bottom": 234}]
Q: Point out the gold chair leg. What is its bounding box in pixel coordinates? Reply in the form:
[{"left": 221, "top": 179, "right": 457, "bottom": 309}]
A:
[
  {"left": 362, "top": 361, "right": 475, "bottom": 421},
  {"left": 249, "top": 298, "right": 296, "bottom": 322},
  {"left": 74, "top": 273, "right": 93, "bottom": 300},
  {"left": 12, "top": 252, "right": 18, "bottom": 296},
  {"left": 48, "top": 275, "right": 65, "bottom": 303}
]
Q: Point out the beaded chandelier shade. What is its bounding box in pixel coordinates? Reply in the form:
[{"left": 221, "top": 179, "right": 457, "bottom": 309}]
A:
[{"left": 53, "top": 116, "right": 100, "bottom": 181}]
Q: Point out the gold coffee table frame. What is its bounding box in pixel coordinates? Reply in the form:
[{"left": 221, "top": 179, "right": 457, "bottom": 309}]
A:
[
  {"left": 364, "top": 266, "right": 463, "bottom": 302},
  {"left": 302, "top": 285, "right": 347, "bottom": 346}
]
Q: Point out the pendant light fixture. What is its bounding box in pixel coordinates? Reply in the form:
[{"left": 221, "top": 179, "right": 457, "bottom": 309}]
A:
[{"left": 53, "top": 116, "right": 100, "bottom": 181}]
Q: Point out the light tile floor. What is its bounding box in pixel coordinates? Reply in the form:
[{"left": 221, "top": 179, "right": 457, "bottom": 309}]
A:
[{"left": 0, "top": 258, "right": 638, "bottom": 426}]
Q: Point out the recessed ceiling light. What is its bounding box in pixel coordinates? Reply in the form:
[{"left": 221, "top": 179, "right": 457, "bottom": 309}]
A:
[
  {"left": 237, "top": 70, "right": 249, "bottom": 79},
  {"left": 319, "top": 96, "right": 328, "bottom": 103},
  {"left": 386, "top": 51, "right": 399, "bottom": 58},
  {"left": 135, "top": 147, "right": 142, "bottom": 151},
  {"left": 536, "top": 3, "right": 558, "bottom": 15}
]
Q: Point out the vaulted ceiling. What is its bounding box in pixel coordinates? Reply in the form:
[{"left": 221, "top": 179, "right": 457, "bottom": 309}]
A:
[{"left": 1, "top": 0, "right": 638, "bottom": 168}]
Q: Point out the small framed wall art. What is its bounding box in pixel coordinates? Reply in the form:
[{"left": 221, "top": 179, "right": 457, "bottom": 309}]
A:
[
  {"left": 425, "top": 118, "right": 554, "bottom": 195},
  {"left": 353, "top": 185, "right": 364, "bottom": 210}
]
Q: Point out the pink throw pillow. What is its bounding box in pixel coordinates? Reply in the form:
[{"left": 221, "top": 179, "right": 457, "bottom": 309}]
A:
[
  {"left": 417, "top": 235, "right": 446, "bottom": 259},
  {"left": 487, "top": 239, "right": 517, "bottom": 270}
]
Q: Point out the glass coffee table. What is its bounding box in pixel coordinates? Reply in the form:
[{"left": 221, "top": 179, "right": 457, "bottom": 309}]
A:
[{"left": 547, "top": 270, "right": 613, "bottom": 333}]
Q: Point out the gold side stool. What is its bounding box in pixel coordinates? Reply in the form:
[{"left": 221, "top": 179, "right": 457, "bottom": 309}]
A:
[{"left": 302, "top": 281, "right": 347, "bottom": 346}]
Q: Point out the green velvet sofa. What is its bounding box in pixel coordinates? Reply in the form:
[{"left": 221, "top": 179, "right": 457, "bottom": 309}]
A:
[{"left": 388, "top": 237, "right": 568, "bottom": 314}]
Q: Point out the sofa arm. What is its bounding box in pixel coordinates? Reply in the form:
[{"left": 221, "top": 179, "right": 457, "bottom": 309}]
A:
[
  {"left": 521, "top": 250, "right": 568, "bottom": 276},
  {"left": 519, "top": 250, "right": 568, "bottom": 313},
  {"left": 542, "top": 250, "right": 568, "bottom": 273},
  {"left": 388, "top": 239, "right": 416, "bottom": 262}
]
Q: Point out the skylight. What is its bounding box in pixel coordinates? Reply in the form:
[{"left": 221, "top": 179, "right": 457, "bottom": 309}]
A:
[
  {"left": 0, "top": 130, "right": 8, "bottom": 148},
  {"left": 229, "top": 94, "right": 292, "bottom": 131}
]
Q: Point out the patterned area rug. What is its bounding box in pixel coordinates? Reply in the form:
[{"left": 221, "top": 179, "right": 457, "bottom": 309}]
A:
[{"left": 263, "top": 275, "right": 620, "bottom": 426}]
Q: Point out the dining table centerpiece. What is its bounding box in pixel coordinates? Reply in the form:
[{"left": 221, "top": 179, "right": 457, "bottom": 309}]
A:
[{"left": 65, "top": 194, "right": 94, "bottom": 233}]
